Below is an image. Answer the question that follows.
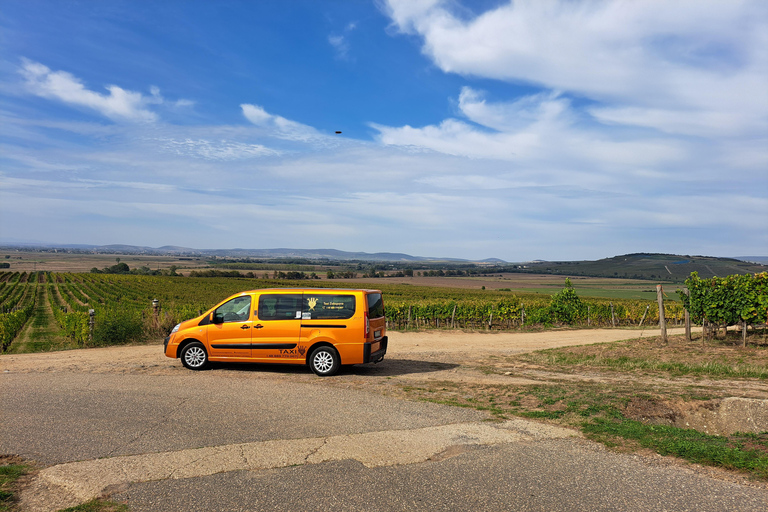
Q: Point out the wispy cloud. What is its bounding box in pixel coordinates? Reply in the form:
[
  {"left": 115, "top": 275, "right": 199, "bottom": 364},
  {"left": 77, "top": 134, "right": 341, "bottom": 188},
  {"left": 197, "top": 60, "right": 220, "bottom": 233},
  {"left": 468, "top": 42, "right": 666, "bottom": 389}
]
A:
[
  {"left": 372, "top": 86, "right": 686, "bottom": 169},
  {"left": 382, "top": 0, "right": 768, "bottom": 138},
  {"left": 156, "top": 137, "right": 280, "bottom": 160},
  {"left": 19, "top": 59, "right": 160, "bottom": 122},
  {"left": 328, "top": 35, "right": 350, "bottom": 60},
  {"left": 328, "top": 21, "right": 358, "bottom": 60},
  {"left": 241, "top": 103, "right": 324, "bottom": 142}
]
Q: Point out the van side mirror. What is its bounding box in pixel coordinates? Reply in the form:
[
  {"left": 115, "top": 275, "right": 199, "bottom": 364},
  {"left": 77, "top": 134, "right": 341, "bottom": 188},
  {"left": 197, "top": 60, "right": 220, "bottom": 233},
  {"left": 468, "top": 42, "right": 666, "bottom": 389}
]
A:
[{"left": 211, "top": 312, "right": 223, "bottom": 324}]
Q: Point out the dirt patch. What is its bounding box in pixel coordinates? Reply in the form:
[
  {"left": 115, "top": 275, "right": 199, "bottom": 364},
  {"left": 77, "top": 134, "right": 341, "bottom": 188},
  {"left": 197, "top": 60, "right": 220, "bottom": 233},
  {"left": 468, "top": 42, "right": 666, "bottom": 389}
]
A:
[
  {"left": 0, "top": 328, "right": 684, "bottom": 375},
  {"left": 0, "top": 454, "right": 26, "bottom": 466}
]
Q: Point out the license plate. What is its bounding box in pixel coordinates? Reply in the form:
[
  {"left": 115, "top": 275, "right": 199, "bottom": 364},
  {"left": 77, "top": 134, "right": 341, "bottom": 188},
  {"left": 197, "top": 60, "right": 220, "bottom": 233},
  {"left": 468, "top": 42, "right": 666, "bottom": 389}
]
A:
[{"left": 374, "top": 330, "right": 381, "bottom": 338}]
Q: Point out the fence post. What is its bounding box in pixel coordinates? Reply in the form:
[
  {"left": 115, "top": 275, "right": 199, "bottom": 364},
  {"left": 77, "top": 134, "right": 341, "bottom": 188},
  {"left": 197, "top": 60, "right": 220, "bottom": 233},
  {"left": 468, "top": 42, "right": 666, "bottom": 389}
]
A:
[
  {"left": 638, "top": 305, "right": 649, "bottom": 328},
  {"left": 407, "top": 306, "right": 412, "bottom": 331},
  {"left": 587, "top": 305, "right": 590, "bottom": 327},
  {"left": 610, "top": 303, "right": 615, "bottom": 327},
  {"left": 451, "top": 305, "right": 456, "bottom": 329},
  {"left": 88, "top": 309, "right": 95, "bottom": 343},
  {"left": 743, "top": 320, "right": 747, "bottom": 347},
  {"left": 657, "top": 285, "right": 667, "bottom": 344}
]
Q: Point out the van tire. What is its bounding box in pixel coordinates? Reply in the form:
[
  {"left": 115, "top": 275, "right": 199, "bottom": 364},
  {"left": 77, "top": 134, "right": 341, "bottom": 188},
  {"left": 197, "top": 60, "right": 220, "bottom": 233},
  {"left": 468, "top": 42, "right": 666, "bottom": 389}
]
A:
[
  {"left": 181, "top": 342, "right": 209, "bottom": 370},
  {"left": 309, "top": 346, "right": 340, "bottom": 376}
]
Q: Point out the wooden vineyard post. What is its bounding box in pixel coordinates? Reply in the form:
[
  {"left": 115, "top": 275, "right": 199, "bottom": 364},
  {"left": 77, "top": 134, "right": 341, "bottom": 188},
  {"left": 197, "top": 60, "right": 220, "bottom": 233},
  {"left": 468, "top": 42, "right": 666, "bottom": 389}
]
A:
[
  {"left": 638, "top": 305, "right": 649, "bottom": 328},
  {"left": 610, "top": 303, "right": 615, "bottom": 327},
  {"left": 743, "top": 321, "right": 747, "bottom": 347},
  {"left": 682, "top": 288, "right": 691, "bottom": 342},
  {"left": 587, "top": 305, "right": 590, "bottom": 327},
  {"left": 657, "top": 284, "right": 667, "bottom": 345},
  {"left": 451, "top": 305, "right": 457, "bottom": 329},
  {"left": 407, "top": 306, "right": 412, "bottom": 331},
  {"left": 152, "top": 299, "right": 161, "bottom": 331},
  {"left": 88, "top": 309, "right": 95, "bottom": 344},
  {"left": 488, "top": 306, "right": 493, "bottom": 330}
]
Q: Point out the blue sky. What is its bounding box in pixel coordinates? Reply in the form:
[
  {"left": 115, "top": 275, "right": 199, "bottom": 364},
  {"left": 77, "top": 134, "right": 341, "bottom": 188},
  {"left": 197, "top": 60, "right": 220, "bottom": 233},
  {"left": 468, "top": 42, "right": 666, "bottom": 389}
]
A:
[{"left": 1, "top": 0, "right": 766, "bottom": 261}]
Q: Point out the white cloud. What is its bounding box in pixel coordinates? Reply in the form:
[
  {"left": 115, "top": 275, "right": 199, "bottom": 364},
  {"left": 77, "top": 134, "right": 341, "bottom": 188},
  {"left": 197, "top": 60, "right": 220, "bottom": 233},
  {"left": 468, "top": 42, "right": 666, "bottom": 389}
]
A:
[
  {"left": 328, "top": 20, "right": 358, "bottom": 60},
  {"left": 372, "top": 87, "right": 686, "bottom": 169},
  {"left": 328, "top": 35, "right": 350, "bottom": 60},
  {"left": 241, "top": 103, "right": 323, "bottom": 141},
  {"left": 382, "top": 0, "right": 768, "bottom": 137},
  {"left": 156, "top": 138, "right": 280, "bottom": 160},
  {"left": 19, "top": 60, "right": 160, "bottom": 122}
]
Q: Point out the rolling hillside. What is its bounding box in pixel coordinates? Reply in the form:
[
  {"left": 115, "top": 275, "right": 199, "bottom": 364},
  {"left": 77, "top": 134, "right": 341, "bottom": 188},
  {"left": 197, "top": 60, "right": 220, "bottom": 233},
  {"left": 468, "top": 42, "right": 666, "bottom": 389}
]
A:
[{"left": 517, "top": 253, "right": 765, "bottom": 282}]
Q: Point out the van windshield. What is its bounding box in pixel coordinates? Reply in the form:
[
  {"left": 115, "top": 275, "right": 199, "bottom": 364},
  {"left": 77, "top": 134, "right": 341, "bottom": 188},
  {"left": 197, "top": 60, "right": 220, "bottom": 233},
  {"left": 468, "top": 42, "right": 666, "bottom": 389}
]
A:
[{"left": 367, "top": 293, "right": 384, "bottom": 319}]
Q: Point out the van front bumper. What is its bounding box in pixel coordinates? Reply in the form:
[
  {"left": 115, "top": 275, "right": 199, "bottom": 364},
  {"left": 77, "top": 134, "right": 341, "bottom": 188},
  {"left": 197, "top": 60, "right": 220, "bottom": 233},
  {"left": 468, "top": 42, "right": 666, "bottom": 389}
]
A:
[{"left": 363, "top": 336, "right": 388, "bottom": 364}]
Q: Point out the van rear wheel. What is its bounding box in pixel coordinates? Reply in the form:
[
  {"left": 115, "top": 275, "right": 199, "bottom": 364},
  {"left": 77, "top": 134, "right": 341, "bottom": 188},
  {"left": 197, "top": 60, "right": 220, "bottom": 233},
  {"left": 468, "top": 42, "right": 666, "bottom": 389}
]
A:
[{"left": 309, "top": 346, "right": 340, "bottom": 376}]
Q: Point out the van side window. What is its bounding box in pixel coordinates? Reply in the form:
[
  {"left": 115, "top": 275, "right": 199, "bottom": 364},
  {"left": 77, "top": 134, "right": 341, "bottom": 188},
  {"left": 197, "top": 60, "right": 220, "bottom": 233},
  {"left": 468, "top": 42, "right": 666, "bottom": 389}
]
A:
[
  {"left": 367, "top": 293, "right": 385, "bottom": 318},
  {"left": 213, "top": 296, "right": 252, "bottom": 323},
  {"left": 303, "top": 294, "right": 356, "bottom": 320},
  {"left": 258, "top": 294, "right": 302, "bottom": 320}
]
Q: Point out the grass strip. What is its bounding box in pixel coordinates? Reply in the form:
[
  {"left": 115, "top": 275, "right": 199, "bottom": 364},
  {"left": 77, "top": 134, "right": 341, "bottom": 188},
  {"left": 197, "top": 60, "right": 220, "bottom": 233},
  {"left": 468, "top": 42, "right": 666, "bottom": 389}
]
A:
[
  {"left": 583, "top": 419, "right": 768, "bottom": 478},
  {"left": 0, "top": 463, "right": 28, "bottom": 512},
  {"left": 58, "top": 500, "right": 129, "bottom": 511},
  {"left": 526, "top": 351, "right": 768, "bottom": 379},
  {"left": 400, "top": 379, "right": 768, "bottom": 480}
]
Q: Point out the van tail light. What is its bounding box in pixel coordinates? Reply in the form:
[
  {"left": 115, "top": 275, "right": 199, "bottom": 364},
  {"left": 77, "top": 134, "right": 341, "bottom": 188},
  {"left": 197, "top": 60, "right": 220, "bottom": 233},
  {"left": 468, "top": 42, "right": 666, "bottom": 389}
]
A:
[{"left": 365, "top": 310, "right": 370, "bottom": 338}]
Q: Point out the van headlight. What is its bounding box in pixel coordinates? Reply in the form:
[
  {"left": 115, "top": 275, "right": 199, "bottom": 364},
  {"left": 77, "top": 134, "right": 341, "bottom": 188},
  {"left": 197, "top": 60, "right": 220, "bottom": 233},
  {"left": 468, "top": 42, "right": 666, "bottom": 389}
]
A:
[{"left": 171, "top": 323, "right": 180, "bottom": 334}]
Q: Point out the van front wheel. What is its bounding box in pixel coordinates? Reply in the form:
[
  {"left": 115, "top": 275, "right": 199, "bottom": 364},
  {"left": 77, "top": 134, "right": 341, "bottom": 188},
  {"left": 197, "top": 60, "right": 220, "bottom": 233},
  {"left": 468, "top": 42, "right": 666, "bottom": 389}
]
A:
[
  {"left": 309, "top": 346, "right": 340, "bottom": 376},
  {"left": 181, "top": 342, "right": 209, "bottom": 370}
]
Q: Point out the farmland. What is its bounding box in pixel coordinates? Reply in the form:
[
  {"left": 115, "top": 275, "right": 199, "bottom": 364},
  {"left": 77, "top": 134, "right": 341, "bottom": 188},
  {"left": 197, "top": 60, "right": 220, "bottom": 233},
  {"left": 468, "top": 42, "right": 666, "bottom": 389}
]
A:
[
  {"left": 0, "top": 269, "right": 685, "bottom": 355},
  {"left": 0, "top": 248, "right": 764, "bottom": 355}
]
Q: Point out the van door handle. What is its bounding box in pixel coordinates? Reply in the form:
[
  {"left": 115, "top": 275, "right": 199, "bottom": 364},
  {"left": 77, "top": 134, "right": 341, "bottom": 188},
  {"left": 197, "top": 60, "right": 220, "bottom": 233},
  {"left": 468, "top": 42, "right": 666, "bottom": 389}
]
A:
[
  {"left": 240, "top": 325, "right": 250, "bottom": 330},
  {"left": 254, "top": 324, "right": 264, "bottom": 329}
]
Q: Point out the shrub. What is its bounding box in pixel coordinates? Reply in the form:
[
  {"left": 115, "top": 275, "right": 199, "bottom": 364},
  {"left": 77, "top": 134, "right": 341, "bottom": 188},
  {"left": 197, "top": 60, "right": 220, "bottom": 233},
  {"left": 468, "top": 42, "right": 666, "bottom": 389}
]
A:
[
  {"left": 92, "top": 308, "right": 145, "bottom": 346},
  {"left": 548, "top": 278, "right": 585, "bottom": 325}
]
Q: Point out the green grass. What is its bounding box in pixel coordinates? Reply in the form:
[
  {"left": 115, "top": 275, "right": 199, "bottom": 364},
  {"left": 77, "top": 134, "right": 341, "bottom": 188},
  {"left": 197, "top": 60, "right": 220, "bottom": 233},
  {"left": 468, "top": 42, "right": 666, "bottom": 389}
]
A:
[
  {"left": 0, "top": 463, "right": 29, "bottom": 511},
  {"left": 400, "top": 371, "right": 768, "bottom": 480},
  {"left": 583, "top": 419, "right": 768, "bottom": 478},
  {"left": 413, "top": 383, "right": 768, "bottom": 479},
  {"left": 58, "top": 500, "right": 129, "bottom": 512},
  {"left": 523, "top": 351, "right": 768, "bottom": 379}
]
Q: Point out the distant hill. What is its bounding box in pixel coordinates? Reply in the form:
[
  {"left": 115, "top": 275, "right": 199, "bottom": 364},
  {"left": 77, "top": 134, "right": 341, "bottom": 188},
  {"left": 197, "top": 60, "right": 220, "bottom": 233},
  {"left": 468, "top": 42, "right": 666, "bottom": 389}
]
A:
[
  {"left": 2, "top": 243, "right": 764, "bottom": 280},
  {"left": 517, "top": 253, "right": 766, "bottom": 282},
  {"left": 736, "top": 256, "right": 768, "bottom": 265},
  {"left": 0, "top": 243, "right": 451, "bottom": 262}
]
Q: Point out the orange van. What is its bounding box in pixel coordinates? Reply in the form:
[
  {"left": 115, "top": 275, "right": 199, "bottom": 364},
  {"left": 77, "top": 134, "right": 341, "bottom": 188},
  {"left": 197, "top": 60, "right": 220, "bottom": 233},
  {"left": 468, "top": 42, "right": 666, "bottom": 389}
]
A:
[{"left": 164, "top": 288, "right": 387, "bottom": 376}]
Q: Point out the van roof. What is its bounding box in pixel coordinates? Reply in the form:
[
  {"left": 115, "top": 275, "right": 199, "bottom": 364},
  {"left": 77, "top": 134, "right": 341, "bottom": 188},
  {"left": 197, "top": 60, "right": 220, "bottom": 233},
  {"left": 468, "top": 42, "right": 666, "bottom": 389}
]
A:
[{"left": 237, "top": 288, "right": 382, "bottom": 294}]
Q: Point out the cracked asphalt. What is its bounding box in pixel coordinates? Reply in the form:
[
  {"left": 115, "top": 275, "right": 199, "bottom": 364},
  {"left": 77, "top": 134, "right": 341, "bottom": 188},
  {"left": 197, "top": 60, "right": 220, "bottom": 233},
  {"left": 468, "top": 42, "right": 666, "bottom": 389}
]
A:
[{"left": 2, "top": 334, "right": 768, "bottom": 511}]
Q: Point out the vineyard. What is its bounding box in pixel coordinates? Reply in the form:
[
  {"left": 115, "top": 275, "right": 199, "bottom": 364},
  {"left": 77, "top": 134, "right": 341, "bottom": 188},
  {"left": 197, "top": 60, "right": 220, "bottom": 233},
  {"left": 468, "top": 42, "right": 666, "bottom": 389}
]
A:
[{"left": 0, "top": 271, "right": 763, "bottom": 354}]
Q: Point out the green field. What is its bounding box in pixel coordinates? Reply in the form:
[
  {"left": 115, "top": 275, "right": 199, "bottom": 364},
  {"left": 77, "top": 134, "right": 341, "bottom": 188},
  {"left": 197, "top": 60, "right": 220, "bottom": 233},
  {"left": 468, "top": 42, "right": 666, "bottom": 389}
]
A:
[{"left": 0, "top": 270, "right": 689, "bottom": 355}]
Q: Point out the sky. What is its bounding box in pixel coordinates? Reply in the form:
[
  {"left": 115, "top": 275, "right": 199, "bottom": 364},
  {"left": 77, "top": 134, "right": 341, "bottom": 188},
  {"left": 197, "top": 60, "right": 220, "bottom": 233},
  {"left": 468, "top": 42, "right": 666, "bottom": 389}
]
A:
[{"left": 0, "top": 0, "right": 766, "bottom": 262}]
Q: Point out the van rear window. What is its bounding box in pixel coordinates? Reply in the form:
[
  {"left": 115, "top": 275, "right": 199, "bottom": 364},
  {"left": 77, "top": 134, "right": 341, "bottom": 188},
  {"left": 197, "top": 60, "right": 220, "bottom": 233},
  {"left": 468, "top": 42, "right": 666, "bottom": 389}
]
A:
[
  {"left": 303, "top": 294, "right": 356, "bottom": 320},
  {"left": 367, "top": 293, "right": 384, "bottom": 318}
]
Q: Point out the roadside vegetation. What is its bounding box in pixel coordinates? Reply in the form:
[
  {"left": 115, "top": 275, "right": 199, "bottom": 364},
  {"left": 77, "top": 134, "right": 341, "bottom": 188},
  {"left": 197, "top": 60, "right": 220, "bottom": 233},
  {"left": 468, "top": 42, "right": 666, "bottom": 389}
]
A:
[
  {"left": 0, "top": 456, "right": 127, "bottom": 512},
  {"left": 58, "top": 500, "right": 129, "bottom": 511},
  {"left": 400, "top": 333, "right": 768, "bottom": 480},
  {"left": 0, "top": 457, "right": 28, "bottom": 512}
]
